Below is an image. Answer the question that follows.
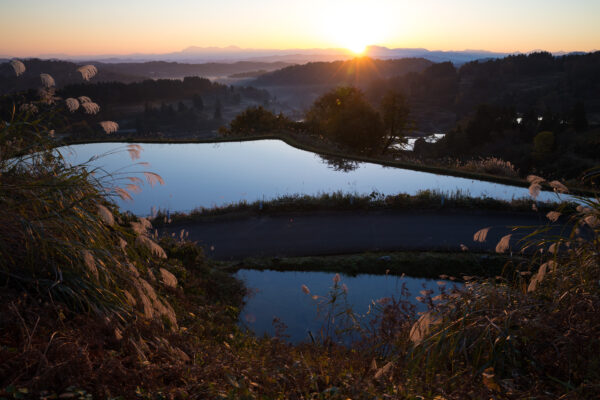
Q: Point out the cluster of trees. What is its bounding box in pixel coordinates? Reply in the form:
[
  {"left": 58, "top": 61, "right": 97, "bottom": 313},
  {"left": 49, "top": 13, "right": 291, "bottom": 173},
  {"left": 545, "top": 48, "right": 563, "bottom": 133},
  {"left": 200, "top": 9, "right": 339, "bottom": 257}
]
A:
[
  {"left": 367, "top": 52, "right": 600, "bottom": 118},
  {"left": 227, "top": 87, "right": 411, "bottom": 155},
  {"left": 50, "top": 77, "right": 269, "bottom": 138},
  {"left": 415, "top": 102, "right": 597, "bottom": 180},
  {"left": 134, "top": 100, "right": 224, "bottom": 135},
  {"left": 59, "top": 77, "right": 270, "bottom": 106},
  {"left": 226, "top": 106, "right": 300, "bottom": 135}
]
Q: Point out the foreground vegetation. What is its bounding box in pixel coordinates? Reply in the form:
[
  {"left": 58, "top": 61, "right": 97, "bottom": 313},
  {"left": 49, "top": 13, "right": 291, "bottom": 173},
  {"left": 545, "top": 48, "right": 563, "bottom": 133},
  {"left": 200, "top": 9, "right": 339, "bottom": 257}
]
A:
[{"left": 2, "top": 60, "right": 600, "bottom": 399}]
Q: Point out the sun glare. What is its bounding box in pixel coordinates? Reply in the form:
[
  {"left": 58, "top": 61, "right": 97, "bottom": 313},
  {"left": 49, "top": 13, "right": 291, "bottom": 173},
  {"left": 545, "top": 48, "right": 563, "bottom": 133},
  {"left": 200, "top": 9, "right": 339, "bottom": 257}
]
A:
[
  {"left": 348, "top": 43, "right": 367, "bottom": 55},
  {"left": 319, "top": 1, "right": 390, "bottom": 55}
]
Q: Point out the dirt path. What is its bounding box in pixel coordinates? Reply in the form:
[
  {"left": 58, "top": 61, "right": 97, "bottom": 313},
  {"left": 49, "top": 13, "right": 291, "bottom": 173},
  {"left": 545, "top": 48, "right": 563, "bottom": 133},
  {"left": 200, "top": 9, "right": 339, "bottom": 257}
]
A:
[{"left": 161, "top": 209, "right": 557, "bottom": 260}]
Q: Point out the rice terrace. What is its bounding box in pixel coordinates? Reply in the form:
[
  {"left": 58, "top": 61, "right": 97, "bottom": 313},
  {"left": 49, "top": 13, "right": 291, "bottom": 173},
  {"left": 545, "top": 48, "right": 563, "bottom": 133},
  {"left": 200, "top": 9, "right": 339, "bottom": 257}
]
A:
[{"left": 1, "top": 1, "right": 600, "bottom": 398}]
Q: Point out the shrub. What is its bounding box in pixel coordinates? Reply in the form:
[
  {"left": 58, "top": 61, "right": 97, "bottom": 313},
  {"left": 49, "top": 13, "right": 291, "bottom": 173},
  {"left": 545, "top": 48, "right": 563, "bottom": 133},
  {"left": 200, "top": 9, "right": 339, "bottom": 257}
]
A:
[{"left": 227, "top": 106, "right": 293, "bottom": 135}]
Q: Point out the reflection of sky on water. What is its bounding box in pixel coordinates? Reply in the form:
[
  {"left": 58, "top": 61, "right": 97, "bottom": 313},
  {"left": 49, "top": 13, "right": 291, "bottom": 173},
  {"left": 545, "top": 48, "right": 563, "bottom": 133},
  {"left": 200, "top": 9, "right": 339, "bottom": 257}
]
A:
[
  {"left": 235, "top": 269, "right": 459, "bottom": 343},
  {"left": 62, "top": 140, "right": 567, "bottom": 215}
]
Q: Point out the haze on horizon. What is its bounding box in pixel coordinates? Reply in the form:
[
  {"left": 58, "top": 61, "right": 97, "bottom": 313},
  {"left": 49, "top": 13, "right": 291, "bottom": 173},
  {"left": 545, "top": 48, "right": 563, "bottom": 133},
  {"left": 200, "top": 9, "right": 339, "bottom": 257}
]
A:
[{"left": 1, "top": 0, "right": 599, "bottom": 58}]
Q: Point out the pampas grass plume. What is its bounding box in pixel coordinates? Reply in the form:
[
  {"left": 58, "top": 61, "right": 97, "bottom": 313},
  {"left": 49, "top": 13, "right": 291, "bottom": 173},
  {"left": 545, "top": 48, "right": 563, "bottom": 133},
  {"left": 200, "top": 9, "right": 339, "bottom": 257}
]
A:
[
  {"left": 529, "top": 182, "right": 541, "bottom": 199},
  {"left": 126, "top": 144, "right": 142, "bottom": 160},
  {"left": 65, "top": 98, "right": 80, "bottom": 112},
  {"left": 77, "top": 64, "right": 98, "bottom": 81},
  {"left": 143, "top": 172, "right": 165, "bottom": 187},
  {"left": 333, "top": 273, "right": 341, "bottom": 284},
  {"left": 97, "top": 204, "right": 115, "bottom": 226},
  {"left": 301, "top": 284, "right": 310, "bottom": 295},
  {"left": 527, "top": 175, "right": 545, "bottom": 184},
  {"left": 409, "top": 311, "right": 441, "bottom": 345},
  {"left": 10, "top": 60, "right": 26, "bottom": 76},
  {"left": 495, "top": 234, "right": 512, "bottom": 253},
  {"left": 473, "top": 227, "right": 491, "bottom": 242},
  {"left": 113, "top": 187, "right": 133, "bottom": 201},
  {"left": 40, "top": 73, "right": 55, "bottom": 88},
  {"left": 546, "top": 211, "right": 561, "bottom": 222},
  {"left": 19, "top": 103, "right": 38, "bottom": 114},
  {"left": 82, "top": 102, "right": 100, "bottom": 115},
  {"left": 135, "top": 235, "right": 167, "bottom": 259},
  {"left": 584, "top": 215, "right": 599, "bottom": 228},
  {"left": 82, "top": 250, "right": 99, "bottom": 279},
  {"left": 549, "top": 180, "right": 568, "bottom": 194},
  {"left": 99, "top": 121, "right": 119, "bottom": 134},
  {"left": 125, "top": 183, "right": 142, "bottom": 194}
]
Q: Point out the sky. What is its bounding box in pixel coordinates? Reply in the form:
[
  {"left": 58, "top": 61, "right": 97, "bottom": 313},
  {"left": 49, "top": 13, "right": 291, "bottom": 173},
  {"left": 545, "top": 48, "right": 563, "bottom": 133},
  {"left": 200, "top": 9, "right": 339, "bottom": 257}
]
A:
[{"left": 1, "top": 0, "right": 599, "bottom": 57}]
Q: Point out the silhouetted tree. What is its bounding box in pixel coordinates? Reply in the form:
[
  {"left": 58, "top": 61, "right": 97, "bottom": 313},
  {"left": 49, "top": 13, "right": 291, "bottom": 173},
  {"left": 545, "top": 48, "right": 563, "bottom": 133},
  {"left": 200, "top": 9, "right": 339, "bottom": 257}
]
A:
[
  {"left": 380, "top": 90, "right": 410, "bottom": 153},
  {"left": 306, "top": 87, "right": 384, "bottom": 153}
]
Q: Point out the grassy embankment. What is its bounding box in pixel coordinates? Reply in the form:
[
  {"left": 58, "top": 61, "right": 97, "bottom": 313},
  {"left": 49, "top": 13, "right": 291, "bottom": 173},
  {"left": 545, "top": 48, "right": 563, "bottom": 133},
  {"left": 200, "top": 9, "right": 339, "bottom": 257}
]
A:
[
  {"left": 225, "top": 251, "right": 525, "bottom": 280},
  {"left": 151, "top": 190, "right": 572, "bottom": 226}
]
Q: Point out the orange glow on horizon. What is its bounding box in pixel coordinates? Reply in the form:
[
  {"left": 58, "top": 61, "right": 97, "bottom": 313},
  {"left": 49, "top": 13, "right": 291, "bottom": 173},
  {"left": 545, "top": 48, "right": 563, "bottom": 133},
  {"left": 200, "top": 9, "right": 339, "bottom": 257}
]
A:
[{"left": 0, "top": 1, "right": 599, "bottom": 57}]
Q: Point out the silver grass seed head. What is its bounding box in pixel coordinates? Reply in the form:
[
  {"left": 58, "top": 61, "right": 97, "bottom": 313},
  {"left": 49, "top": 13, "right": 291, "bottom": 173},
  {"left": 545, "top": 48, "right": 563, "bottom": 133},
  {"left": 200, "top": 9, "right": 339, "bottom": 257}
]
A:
[
  {"left": 65, "top": 97, "right": 80, "bottom": 112},
  {"left": 40, "top": 73, "right": 55, "bottom": 88},
  {"left": 10, "top": 60, "right": 25, "bottom": 76},
  {"left": 99, "top": 120, "right": 118, "bottom": 133},
  {"left": 77, "top": 64, "right": 98, "bottom": 81}
]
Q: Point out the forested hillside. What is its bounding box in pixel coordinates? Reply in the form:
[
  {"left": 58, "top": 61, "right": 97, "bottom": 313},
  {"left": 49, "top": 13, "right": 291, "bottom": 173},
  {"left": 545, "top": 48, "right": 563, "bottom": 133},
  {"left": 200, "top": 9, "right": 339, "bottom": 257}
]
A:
[{"left": 254, "top": 57, "right": 433, "bottom": 86}]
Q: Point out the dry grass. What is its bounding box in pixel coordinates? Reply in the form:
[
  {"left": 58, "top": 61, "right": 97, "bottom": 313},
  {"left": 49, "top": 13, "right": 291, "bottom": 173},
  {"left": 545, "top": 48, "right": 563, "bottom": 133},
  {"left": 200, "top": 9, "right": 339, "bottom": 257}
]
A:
[{"left": 461, "top": 156, "right": 519, "bottom": 178}]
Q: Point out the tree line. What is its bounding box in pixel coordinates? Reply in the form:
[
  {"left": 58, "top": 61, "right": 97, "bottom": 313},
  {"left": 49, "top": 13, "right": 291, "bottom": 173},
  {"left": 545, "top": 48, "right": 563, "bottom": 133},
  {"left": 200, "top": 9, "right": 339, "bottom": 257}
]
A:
[
  {"left": 225, "top": 86, "right": 411, "bottom": 155},
  {"left": 59, "top": 77, "right": 270, "bottom": 105}
]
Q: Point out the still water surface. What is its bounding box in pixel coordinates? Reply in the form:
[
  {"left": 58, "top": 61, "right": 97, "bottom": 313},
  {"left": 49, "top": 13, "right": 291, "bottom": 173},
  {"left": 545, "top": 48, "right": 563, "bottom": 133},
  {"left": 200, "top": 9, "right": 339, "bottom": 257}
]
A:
[
  {"left": 63, "top": 140, "right": 561, "bottom": 215},
  {"left": 235, "top": 269, "right": 457, "bottom": 343}
]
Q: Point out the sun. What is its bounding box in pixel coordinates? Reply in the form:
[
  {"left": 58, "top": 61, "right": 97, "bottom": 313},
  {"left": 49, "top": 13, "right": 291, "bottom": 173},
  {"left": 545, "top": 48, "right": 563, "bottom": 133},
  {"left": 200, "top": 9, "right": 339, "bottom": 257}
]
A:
[
  {"left": 344, "top": 37, "right": 369, "bottom": 55},
  {"left": 319, "top": 1, "right": 390, "bottom": 55}
]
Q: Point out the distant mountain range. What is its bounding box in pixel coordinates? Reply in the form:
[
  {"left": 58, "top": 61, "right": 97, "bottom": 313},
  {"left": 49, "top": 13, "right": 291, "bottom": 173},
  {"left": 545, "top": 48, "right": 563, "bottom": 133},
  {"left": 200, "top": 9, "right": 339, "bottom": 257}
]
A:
[{"left": 4, "top": 45, "right": 593, "bottom": 66}]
